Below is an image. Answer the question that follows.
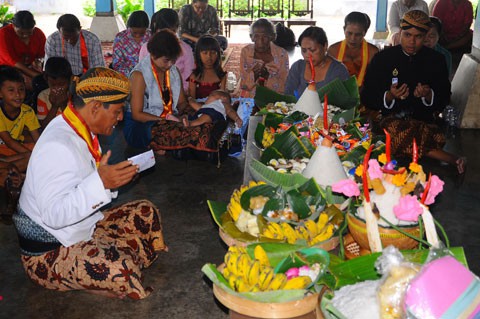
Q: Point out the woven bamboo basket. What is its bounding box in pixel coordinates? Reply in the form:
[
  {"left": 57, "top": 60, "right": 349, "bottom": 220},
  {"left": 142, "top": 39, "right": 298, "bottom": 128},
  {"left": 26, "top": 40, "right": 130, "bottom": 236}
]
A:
[
  {"left": 219, "top": 228, "right": 340, "bottom": 252},
  {"left": 346, "top": 212, "right": 420, "bottom": 251}
]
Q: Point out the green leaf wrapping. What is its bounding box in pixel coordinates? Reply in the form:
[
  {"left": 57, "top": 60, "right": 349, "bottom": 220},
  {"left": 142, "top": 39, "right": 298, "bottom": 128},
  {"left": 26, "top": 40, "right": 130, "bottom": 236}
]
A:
[
  {"left": 254, "top": 86, "right": 297, "bottom": 108},
  {"left": 208, "top": 200, "right": 227, "bottom": 228},
  {"left": 254, "top": 122, "right": 266, "bottom": 148},
  {"left": 240, "top": 184, "right": 277, "bottom": 211},
  {"left": 249, "top": 159, "right": 309, "bottom": 190}
]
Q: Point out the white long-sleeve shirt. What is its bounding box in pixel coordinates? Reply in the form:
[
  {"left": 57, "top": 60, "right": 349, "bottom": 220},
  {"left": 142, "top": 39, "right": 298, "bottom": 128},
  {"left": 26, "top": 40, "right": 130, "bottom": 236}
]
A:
[{"left": 19, "top": 115, "right": 115, "bottom": 247}]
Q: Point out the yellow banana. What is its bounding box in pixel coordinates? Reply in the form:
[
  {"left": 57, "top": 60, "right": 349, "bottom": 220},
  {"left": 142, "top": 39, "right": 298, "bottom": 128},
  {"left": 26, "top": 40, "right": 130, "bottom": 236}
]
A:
[
  {"left": 225, "top": 251, "right": 239, "bottom": 276},
  {"left": 254, "top": 245, "right": 271, "bottom": 267},
  {"left": 261, "top": 227, "right": 275, "bottom": 239},
  {"left": 280, "top": 222, "right": 298, "bottom": 244},
  {"left": 267, "top": 273, "right": 287, "bottom": 290},
  {"left": 236, "top": 253, "right": 252, "bottom": 281},
  {"left": 304, "top": 219, "right": 319, "bottom": 237},
  {"left": 295, "top": 226, "right": 310, "bottom": 241},
  {"left": 317, "top": 212, "right": 329, "bottom": 230},
  {"left": 222, "top": 267, "right": 231, "bottom": 279},
  {"left": 228, "top": 274, "right": 240, "bottom": 290},
  {"left": 283, "top": 276, "right": 312, "bottom": 290},
  {"left": 309, "top": 224, "right": 334, "bottom": 245},
  {"left": 234, "top": 277, "right": 252, "bottom": 293},
  {"left": 247, "top": 260, "right": 261, "bottom": 286},
  {"left": 258, "top": 267, "right": 275, "bottom": 290},
  {"left": 268, "top": 222, "right": 285, "bottom": 240}
]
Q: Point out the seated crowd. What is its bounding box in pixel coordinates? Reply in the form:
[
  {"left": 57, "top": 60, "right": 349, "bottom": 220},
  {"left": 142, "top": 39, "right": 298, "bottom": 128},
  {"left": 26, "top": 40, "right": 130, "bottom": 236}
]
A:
[{"left": 0, "top": 1, "right": 467, "bottom": 299}]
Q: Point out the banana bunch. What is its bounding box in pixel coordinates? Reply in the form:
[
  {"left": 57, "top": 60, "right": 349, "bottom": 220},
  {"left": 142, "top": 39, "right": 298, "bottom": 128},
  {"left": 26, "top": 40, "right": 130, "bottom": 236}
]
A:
[
  {"left": 262, "top": 128, "right": 275, "bottom": 148},
  {"left": 227, "top": 181, "right": 265, "bottom": 221},
  {"left": 261, "top": 213, "right": 335, "bottom": 246},
  {"left": 222, "top": 245, "right": 311, "bottom": 293}
]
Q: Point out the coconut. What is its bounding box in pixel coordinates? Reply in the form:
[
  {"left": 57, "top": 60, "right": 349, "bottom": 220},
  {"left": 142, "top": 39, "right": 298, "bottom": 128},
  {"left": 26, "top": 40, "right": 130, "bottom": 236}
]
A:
[{"left": 293, "top": 82, "right": 322, "bottom": 117}]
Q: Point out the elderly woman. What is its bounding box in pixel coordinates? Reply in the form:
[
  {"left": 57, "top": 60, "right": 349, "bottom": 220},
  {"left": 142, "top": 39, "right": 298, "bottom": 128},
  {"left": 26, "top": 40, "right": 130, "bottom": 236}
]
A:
[
  {"left": 238, "top": 18, "right": 289, "bottom": 98},
  {"left": 178, "top": 0, "right": 227, "bottom": 51},
  {"left": 0, "top": 10, "right": 45, "bottom": 90},
  {"left": 285, "top": 26, "right": 349, "bottom": 97},
  {"left": 328, "top": 12, "right": 379, "bottom": 88},
  {"left": 424, "top": 16, "right": 452, "bottom": 77},
  {"left": 112, "top": 10, "right": 151, "bottom": 76}
]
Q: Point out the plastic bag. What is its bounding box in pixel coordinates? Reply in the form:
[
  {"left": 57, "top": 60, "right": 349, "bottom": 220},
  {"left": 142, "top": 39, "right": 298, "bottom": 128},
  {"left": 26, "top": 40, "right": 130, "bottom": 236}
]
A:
[{"left": 375, "top": 246, "right": 421, "bottom": 319}]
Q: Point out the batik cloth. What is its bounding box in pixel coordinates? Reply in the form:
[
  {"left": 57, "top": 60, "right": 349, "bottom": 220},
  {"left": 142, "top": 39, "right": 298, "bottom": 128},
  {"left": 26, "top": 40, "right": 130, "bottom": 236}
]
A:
[{"left": 18, "top": 199, "right": 166, "bottom": 300}]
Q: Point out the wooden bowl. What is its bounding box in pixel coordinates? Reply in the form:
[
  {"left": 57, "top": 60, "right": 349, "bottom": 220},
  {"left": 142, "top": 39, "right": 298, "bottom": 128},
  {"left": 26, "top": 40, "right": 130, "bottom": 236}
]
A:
[
  {"left": 213, "top": 284, "right": 320, "bottom": 319},
  {"left": 219, "top": 228, "right": 340, "bottom": 251},
  {"left": 346, "top": 213, "right": 420, "bottom": 251}
]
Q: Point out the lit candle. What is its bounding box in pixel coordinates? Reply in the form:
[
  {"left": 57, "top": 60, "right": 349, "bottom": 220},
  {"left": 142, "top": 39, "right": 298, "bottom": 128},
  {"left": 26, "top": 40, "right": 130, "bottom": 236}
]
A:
[
  {"left": 383, "top": 129, "right": 391, "bottom": 163},
  {"left": 323, "top": 94, "right": 328, "bottom": 130},
  {"left": 413, "top": 138, "right": 418, "bottom": 164},
  {"left": 309, "top": 54, "right": 315, "bottom": 83},
  {"left": 421, "top": 173, "right": 432, "bottom": 204},
  {"left": 362, "top": 145, "right": 374, "bottom": 203}
]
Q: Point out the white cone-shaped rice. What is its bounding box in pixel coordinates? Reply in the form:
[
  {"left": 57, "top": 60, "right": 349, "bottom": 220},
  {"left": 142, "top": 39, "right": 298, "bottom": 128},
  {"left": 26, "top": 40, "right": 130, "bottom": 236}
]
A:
[
  {"left": 294, "top": 83, "right": 322, "bottom": 117},
  {"left": 302, "top": 143, "right": 347, "bottom": 187}
]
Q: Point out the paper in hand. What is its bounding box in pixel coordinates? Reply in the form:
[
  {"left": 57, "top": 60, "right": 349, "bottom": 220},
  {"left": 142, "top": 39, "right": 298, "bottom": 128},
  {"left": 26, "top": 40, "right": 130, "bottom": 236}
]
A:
[{"left": 128, "top": 150, "right": 155, "bottom": 173}]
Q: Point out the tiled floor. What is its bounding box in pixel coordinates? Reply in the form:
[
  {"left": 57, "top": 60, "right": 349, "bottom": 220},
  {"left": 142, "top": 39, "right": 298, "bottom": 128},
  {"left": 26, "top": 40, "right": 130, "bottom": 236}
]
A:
[{"left": 0, "top": 122, "right": 479, "bottom": 319}]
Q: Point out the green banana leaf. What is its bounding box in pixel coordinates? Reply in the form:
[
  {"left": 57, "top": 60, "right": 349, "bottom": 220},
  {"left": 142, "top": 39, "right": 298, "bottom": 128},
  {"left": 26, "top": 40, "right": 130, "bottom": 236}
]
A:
[
  {"left": 246, "top": 242, "right": 309, "bottom": 267},
  {"left": 249, "top": 159, "right": 310, "bottom": 190},
  {"left": 208, "top": 200, "right": 227, "bottom": 228},
  {"left": 286, "top": 189, "right": 313, "bottom": 219},
  {"left": 317, "top": 76, "right": 360, "bottom": 109},
  {"left": 254, "top": 85, "right": 297, "bottom": 108},
  {"left": 328, "top": 247, "right": 467, "bottom": 290},
  {"left": 332, "top": 108, "right": 357, "bottom": 124},
  {"left": 274, "top": 247, "right": 330, "bottom": 278},
  {"left": 240, "top": 184, "right": 278, "bottom": 211},
  {"left": 264, "top": 112, "right": 286, "bottom": 129},
  {"left": 254, "top": 122, "right": 266, "bottom": 148},
  {"left": 283, "top": 111, "right": 309, "bottom": 124},
  {"left": 260, "top": 147, "right": 284, "bottom": 163},
  {"left": 300, "top": 136, "right": 316, "bottom": 154},
  {"left": 260, "top": 132, "right": 312, "bottom": 163}
]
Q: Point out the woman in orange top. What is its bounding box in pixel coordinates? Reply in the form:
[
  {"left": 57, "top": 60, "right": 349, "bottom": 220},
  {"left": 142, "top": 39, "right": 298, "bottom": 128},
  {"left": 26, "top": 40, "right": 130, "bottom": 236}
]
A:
[{"left": 328, "top": 12, "right": 379, "bottom": 88}]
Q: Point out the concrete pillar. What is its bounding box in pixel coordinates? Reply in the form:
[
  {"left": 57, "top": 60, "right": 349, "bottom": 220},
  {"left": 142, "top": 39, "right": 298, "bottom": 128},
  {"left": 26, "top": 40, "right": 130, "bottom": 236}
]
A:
[
  {"left": 373, "top": 0, "right": 389, "bottom": 39},
  {"left": 451, "top": 5, "right": 480, "bottom": 128},
  {"left": 90, "top": 0, "right": 126, "bottom": 42}
]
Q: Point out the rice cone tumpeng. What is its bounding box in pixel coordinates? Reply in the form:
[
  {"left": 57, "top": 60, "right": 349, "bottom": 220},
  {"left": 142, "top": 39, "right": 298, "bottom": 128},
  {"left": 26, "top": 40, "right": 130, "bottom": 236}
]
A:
[
  {"left": 302, "top": 138, "right": 347, "bottom": 187},
  {"left": 293, "top": 82, "right": 322, "bottom": 117}
]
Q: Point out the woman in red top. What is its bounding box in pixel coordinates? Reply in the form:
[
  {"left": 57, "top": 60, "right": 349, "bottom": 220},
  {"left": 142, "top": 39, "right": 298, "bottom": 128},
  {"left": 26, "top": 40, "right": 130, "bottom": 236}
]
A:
[
  {"left": 432, "top": 0, "right": 473, "bottom": 51},
  {"left": 0, "top": 11, "right": 46, "bottom": 90}
]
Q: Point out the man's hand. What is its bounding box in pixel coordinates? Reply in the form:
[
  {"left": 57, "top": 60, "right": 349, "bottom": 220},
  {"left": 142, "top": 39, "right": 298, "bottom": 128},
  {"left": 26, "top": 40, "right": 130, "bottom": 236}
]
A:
[
  {"left": 97, "top": 151, "right": 138, "bottom": 189},
  {"left": 414, "top": 83, "right": 432, "bottom": 100},
  {"left": 389, "top": 83, "right": 410, "bottom": 100}
]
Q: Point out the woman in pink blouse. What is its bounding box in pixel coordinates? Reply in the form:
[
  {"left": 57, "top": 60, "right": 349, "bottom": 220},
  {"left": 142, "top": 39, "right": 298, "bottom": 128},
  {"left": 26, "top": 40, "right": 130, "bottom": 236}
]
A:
[{"left": 238, "top": 18, "right": 290, "bottom": 98}]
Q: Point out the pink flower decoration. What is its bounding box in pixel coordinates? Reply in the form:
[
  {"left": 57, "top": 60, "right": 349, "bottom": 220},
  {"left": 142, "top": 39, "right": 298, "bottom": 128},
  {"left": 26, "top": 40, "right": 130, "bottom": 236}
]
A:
[
  {"left": 394, "top": 195, "right": 423, "bottom": 222},
  {"left": 368, "top": 159, "right": 383, "bottom": 179},
  {"left": 285, "top": 267, "right": 299, "bottom": 279},
  {"left": 332, "top": 179, "right": 360, "bottom": 197},
  {"left": 423, "top": 175, "right": 444, "bottom": 205}
]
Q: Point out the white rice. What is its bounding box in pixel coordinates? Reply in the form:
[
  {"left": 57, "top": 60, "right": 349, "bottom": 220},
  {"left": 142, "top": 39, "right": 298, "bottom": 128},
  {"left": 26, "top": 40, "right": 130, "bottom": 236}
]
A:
[{"left": 330, "top": 280, "right": 381, "bottom": 319}]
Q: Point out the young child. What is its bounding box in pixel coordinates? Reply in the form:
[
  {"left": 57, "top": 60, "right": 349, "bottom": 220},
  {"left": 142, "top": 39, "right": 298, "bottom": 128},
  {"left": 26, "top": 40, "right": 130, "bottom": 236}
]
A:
[
  {"left": 170, "top": 90, "right": 242, "bottom": 128},
  {"left": 36, "top": 57, "right": 73, "bottom": 129},
  {"left": 0, "top": 66, "right": 40, "bottom": 158},
  {"left": 188, "top": 35, "right": 227, "bottom": 100}
]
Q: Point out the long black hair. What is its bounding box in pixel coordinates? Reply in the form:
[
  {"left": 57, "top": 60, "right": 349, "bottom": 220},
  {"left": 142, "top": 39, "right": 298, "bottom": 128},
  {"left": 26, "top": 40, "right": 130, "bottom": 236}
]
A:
[{"left": 192, "top": 35, "right": 226, "bottom": 79}]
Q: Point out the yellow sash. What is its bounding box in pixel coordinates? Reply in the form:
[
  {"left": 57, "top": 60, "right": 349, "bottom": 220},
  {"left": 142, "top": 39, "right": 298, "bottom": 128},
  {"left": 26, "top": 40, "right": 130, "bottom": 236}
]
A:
[
  {"left": 337, "top": 39, "right": 369, "bottom": 86},
  {"left": 62, "top": 104, "right": 101, "bottom": 166},
  {"left": 151, "top": 60, "right": 173, "bottom": 118}
]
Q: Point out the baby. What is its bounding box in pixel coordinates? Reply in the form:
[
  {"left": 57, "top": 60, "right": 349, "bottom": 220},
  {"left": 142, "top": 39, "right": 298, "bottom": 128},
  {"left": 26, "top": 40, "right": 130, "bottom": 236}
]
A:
[{"left": 170, "top": 90, "right": 243, "bottom": 128}]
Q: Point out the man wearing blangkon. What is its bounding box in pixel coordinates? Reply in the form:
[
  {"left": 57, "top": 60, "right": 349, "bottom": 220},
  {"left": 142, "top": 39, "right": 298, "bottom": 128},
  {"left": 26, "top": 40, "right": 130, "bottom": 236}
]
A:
[{"left": 13, "top": 67, "right": 167, "bottom": 299}]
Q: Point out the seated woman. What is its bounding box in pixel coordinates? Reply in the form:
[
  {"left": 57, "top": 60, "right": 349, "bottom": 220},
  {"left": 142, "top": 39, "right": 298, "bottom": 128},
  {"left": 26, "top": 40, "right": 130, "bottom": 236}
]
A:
[
  {"left": 361, "top": 10, "right": 465, "bottom": 174},
  {"left": 238, "top": 18, "right": 290, "bottom": 98},
  {"left": 432, "top": 0, "right": 473, "bottom": 52},
  {"left": 123, "top": 30, "right": 227, "bottom": 159},
  {"left": 188, "top": 35, "right": 226, "bottom": 99},
  {"left": 112, "top": 10, "right": 151, "bottom": 76},
  {"left": 139, "top": 8, "right": 194, "bottom": 92},
  {"left": 328, "top": 12, "right": 379, "bottom": 88},
  {"left": 0, "top": 10, "right": 46, "bottom": 91},
  {"left": 285, "top": 26, "right": 349, "bottom": 97},
  {"left": 424, "top": 16, "right": 452, "bottom": 77},
  {"left": 178, "top": 0, "right": 228, "bottom": 51}
]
